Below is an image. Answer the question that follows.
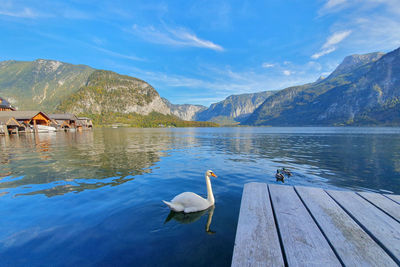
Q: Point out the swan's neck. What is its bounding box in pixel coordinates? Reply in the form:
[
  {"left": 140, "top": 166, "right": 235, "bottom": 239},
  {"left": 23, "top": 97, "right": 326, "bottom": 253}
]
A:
[{"left": 206, "top": 175, "right": 214, "bottom": 205}]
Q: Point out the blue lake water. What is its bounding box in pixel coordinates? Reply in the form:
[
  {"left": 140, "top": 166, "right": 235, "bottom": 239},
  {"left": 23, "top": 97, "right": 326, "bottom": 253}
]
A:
[{"left": 1, "top": 127, "right": 400, "bottom": 266}]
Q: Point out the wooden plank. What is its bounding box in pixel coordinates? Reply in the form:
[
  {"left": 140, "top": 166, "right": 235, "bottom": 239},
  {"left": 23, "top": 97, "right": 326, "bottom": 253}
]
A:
[
  {"left": 385, "top": 194, "right": 400, "bottom": 204},
  {"left": 269, "top": 184, "right": 341, "bottom": 267},
  {"left": 358, "top": 192, "right": 400, "bottom": 222},
  {"left": 327, "top": 190, "right": 400, "bottom": 264},
  {"left": 296, "top": 186, "right": 397, "bottom": 267},
  {"left": 232, "top": 182, "right": 284, "bottom": 267}
]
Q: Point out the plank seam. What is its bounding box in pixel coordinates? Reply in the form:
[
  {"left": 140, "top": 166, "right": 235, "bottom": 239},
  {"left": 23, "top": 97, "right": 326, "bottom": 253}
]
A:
[
  {"left": 383, "top": 194, "right": 400, "bottom": 205},
  {"left": 268, "top": 184, "right": 288, "bottom": 267},
  {"left": 356, "top": 192, "right": 400, "bottom": 224},
  {"left": 325, "top": 190, "right": 400, "bottom": 266},
  {"left": 293, "top": 186, "right": 345, "bottom": 267}
]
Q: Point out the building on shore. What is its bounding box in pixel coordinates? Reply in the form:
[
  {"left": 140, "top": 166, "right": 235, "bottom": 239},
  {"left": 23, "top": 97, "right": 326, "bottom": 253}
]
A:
[
  {"left": 77, "top": 117, "right": 93, "bottom": 130},
  {"left": 0, "top": 116, "right": 23, "bottom": 135},
  {"left": 0, "top": 111, "right": 51, "bottom": 127},
  {"left": 49, "top": 113, "right": 78, "bottom": 130},
  {"left": 0, "top": 96, "right": 92, "bottom": 134}
]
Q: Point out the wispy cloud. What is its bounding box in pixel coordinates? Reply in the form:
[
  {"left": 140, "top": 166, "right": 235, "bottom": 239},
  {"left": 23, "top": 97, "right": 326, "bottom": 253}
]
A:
[
  {"left": 317, "top": 0, "right": 400, "bottom": 55},
  {"left": 0, "top": 5, "right": 37, "bottom": 18},
  {"left": 324, "top": 0, "right": 347, "bottom": 9},
  {"left": 262, "top": 62, "right": 274, "bottom": 68},
  {"left": 93, "top": 47, "right": 145, "bottom": 62},
  {"left": 131, "top": 24, "right": 224, "bottom": 51},
  {"left": 312, "top": 30, "right": 352, "bottom": 59}
]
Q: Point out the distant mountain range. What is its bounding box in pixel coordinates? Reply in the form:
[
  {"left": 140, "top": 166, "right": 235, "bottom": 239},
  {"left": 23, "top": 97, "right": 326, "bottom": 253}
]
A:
[
  {"left": 194, "top": 91, "right": 277, "bottom": 124},
  {"left": 1, "top": 46, "right": 399, "bottom": 126},
  {"left": 245, "top": 48, "right": 400, "bottom": 126}
]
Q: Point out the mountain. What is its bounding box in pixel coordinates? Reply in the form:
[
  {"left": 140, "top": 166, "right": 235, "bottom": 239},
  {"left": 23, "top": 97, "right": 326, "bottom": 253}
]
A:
[
  {"left": 328, "top": 52, "right": 384, "bottom": 78},
  {"left": 195, "top": 91, "right": 278, "bottom": 124},
  {"left": 246, "top": 47, "right": 400, "bottom": 126},
  {"left": 162, "top": 98, "right": 207, "bottom": 121},
  {"left": 58, "top": 70, "right": 170, "bottom": 115},
  {"left": 0, "top": 59, "right": 94, "bottom": 112}
]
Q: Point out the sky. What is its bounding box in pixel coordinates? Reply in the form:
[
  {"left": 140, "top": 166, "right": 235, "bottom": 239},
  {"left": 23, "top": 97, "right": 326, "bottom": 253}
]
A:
[{"left": 1, "top": 0, "right": 400, "bottom": 106}]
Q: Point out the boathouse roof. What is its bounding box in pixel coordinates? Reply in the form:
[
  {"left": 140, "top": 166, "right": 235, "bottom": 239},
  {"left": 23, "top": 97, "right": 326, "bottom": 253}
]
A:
[
  {"left": 0, "top": 116, "right": 21, "bottom": 126},
  {"left": 0, "top": 111, "right": 50, "bottom": 120},
  {"left": 49, "top": 113, "right": 78, "bottom": 121}
]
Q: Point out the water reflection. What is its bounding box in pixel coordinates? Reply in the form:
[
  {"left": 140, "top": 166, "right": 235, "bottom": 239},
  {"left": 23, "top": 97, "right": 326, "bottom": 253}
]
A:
[
  {"left": 0, "top": 129, "right": 172, "bottom": 197},
  {"left": 164, "top": 205, "right": 216, "bottom": 234}
]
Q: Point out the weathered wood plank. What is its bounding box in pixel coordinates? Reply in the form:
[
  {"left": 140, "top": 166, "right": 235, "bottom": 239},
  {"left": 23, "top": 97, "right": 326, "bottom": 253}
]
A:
[
  {"left": 269, "top": 184, "right": 341, "bottom": 267},
  {"left": 327, "top": 190, "right": 400, "bottom": 264},
  {"left": 385, "top": 194, "right": 400, "bottom": 205},
  {"left": 296, "top": 186, "right": 397, "bottom": 267},
  {"left": 231, "top": 182, "right": 284, "bottom": 267},
  {"left": 358, "top": 192, "right": 400, "bottom": 222}
]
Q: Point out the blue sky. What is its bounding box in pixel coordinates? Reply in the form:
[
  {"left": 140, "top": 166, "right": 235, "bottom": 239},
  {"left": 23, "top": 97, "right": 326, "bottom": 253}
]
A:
[{"left": 1, "top": 0, "right": 400, "bottom": 106}]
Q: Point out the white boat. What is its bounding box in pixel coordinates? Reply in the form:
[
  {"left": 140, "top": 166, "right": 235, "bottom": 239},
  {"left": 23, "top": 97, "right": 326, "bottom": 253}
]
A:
[{"left": 36, "top": 125, "right": 57, "bottom": 132}]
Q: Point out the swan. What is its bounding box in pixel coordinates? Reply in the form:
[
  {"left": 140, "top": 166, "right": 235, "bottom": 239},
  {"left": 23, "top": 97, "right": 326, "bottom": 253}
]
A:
[{"left": 163, "top": 170, "right": 217, "bottom": 213}]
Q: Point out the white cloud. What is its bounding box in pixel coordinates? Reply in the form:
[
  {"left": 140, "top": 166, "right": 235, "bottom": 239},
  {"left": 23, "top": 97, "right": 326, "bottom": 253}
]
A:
[
  {"left": 0, "top": 7, "right": 37, "bottom": 18},
  {"left": 312, "top": 30, "right": 352, "bottom": 59},
  {"left": 311, "top": 47, "right": 336, "bottom": 59},
  {"left": 323, "top": 30, "right": 352, "bottom": 48},
  {"left": 323, "top": 0, "right": 347, "bottom": 9},
  {"left": 93, "top": 47, "right": 145, "bottom": 62},
  {"left": 283, "top": 70, "right": 291, "bottom": 76},
  {"left": 131, "top": 24, "right": 224, "bottom": 51},
  {"left": 262, "top": 63, "right": 274, "bottom": 68}
]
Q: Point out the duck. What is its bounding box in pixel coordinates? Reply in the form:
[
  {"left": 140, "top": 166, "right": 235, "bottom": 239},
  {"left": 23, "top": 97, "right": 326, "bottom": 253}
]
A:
[
  {"left": 281, "top": 167, "right": 292, "bottom": 176},
  {"left": 163, "top": 170, "right": 217, "bottom": 213},
  {"left": 275, "top": 169, "right": 285, "bottom": 181}
]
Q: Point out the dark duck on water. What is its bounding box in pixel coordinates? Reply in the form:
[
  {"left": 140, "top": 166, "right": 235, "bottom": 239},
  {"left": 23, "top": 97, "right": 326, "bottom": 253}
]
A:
[
  {"left": 275, "top": 169, "right": 285, "bottom": 182},
  {"left": 281, "top": 167, "right": 292, "bottom": 176}
]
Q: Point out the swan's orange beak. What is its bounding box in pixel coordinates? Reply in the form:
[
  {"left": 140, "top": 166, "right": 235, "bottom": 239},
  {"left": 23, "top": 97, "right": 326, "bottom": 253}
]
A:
[{"left": 211, "top": 173, "right": 217, "bottom": 178}]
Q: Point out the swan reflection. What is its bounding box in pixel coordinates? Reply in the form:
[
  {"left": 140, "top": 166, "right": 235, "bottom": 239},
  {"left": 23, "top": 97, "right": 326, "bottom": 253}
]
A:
[{"left": 164, "top": 205, "right": 216, "bottom": 234}]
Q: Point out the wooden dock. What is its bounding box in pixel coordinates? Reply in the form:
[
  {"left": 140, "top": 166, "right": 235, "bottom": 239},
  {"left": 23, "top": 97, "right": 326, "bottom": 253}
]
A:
[{"left": 231, "top": 183, "right": 400, "bottom": 267}]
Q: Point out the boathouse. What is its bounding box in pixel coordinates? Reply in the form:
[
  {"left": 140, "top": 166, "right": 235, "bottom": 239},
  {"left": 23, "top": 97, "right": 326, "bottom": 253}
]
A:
[
  {"left": 0, "top": 97, "right": 16, "bottom": 111},
  {"left": 0, "top": 116, "right": 23, "bottom": 135},
  {"left": 77, "top": 117, "right": 93, "bottom": 130},
  {"left": 0, "top": 111, "right": 51, "bottom": 127},
  {"left": 49, "top": 113, "right": 78, "bottom": 129}
]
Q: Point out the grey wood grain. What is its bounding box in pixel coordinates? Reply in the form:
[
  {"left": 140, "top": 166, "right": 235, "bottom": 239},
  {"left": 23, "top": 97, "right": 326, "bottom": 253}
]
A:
[
  {"left": 268, "top": 184, "right": 341, "bottom": 267},
  {"left": 296, "top": 186, "right": 397, "bottom": 267},
  {"left": 231, "top": 182, "right": 284, "bottom": 267},
  {"left": 358, "top": 192, "right": 400, "bottom": 222},
  {"left": 385, "top": 194, "right": 400, "bottom": 205},
  {"left": 327, "top": 189, "right": 400, "bottom": 264}
]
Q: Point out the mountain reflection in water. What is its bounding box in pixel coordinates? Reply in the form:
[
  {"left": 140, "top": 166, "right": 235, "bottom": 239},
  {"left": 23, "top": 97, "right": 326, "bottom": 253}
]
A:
[{"left": 0, "top": 129, "right": 171, "bottom": 197}]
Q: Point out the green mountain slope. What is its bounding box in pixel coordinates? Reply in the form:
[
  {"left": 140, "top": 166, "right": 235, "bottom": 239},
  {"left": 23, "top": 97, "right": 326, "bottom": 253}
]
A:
[
  {"left": 0, "top": 59, "right": 94, "bottom": 111},
  {"left": 58, "top": 70, "right": 170, "bottom": 115}
]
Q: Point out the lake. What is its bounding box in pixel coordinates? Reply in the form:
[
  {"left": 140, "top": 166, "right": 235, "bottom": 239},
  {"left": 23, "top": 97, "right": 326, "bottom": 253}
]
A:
[{"left": 1, "top": 127, "right": 400, "bottom": 266}]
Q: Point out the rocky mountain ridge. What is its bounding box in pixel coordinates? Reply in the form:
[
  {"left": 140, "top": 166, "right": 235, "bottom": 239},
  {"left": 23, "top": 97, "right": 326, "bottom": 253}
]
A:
[
  {"left": 195, "top": 90, "right": 278, "bottom": 124},
  {"left": 162, "top": 98, "right": 207, "bottom": 121},
  {"left": 246, "top": 47, "right": 400, "bottom": 126}
]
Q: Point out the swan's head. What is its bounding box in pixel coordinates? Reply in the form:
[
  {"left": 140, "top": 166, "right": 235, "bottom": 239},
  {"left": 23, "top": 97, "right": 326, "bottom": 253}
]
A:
[{"left": 206, "top": 170, "right": 217, "bottom": 178}]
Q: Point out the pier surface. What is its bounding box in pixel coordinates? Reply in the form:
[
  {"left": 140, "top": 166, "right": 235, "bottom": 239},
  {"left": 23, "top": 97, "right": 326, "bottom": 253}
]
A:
[{"left": 232, "top": 183, "right": 400, "bottom": 267}]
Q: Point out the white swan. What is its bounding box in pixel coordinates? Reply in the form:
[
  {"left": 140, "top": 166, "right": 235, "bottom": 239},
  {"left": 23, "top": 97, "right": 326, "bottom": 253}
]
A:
[{"left": 163, "top": 170, "right": 217, "bottom": 213}]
